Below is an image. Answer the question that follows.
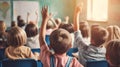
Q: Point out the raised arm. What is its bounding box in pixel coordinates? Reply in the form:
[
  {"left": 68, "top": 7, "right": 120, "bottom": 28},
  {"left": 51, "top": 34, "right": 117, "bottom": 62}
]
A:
[
  {"left": 39, "top": 6, "right": 52, "bottom": 47},
  {"left": 73, "top": 6, "right": 81, "bottom": 31}
]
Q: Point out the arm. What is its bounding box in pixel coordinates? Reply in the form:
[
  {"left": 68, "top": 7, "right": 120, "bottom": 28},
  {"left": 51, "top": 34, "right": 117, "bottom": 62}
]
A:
[
  {"left": 35, "top": 10, "right": 38, "bottom": 24},
  {"left": 73, "top": 6, "right": 88, "bottom": 48},
  {"left": 26, "top": 12, "right": 30, "bottom": 24},
  {"left": 39, "top": 6, "right": 52, "bottom": 47}
]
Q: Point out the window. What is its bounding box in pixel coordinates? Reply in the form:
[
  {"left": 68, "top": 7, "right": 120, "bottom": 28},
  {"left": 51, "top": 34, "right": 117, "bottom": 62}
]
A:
[{"left": 87, "top": 0, "right": 108, "bottom": 21}]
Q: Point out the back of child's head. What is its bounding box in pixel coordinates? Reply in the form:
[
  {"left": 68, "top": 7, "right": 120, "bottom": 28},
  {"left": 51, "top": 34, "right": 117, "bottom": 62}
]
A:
[
  {"left": 0, "top": 20, "right": 6, "bottom": 32},
  {"left": 91, "top": 25, "right": 108, "bottom": 46},
  {"left": 25, "top": 23, "right": 38, "bottom": 37},
  {"left": 18, "top": 19, "right": 26, "bottom": 27},
  {"left": 106, "top": 25, "right": 120, "bottom": 43},
  {"left": 59, "top": 23, "right": 74, "bottom": 33},
  {"left": 79, "top": 21, "right": 90, "bottom": 38},
  {"left": 50, "top": 28, "right": 72, "bottom": 54},
  {"left": 106, "top": 39, "right": 120, "bottom": 67},
  {"left": 11, "top": 21, "right": 17, "bottom": 27},
  {"left": 46, "top": 20, "right": 54, "bottom": 29},
  {"left": 7, "top": 27, "right": 27, "bottom": 47}
]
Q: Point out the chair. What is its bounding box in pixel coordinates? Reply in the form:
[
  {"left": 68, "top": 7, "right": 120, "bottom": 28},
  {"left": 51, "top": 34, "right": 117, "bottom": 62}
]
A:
[
  {"left": 2, "top": 59, "right": 43, "bottom": 67},
  {"left": 31, "top": 48, "right": 40, "bottom": 53},
  {"left": 67, "top": 48, "right": 78, "bottom": 57},
  {"left": 45, "top": 35, "right": 50, "bottom": 46},
  {"left": 0, "top": 49, "right": 6, "bottom": 60},
  {"left": 86, "top": 60, "right": 109, "bottom": 67}
]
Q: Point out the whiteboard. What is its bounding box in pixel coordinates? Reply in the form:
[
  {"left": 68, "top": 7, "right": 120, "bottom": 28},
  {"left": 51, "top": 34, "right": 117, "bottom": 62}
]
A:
[{"left": 13, "top": 1, "right": 39, "bottom": 23}]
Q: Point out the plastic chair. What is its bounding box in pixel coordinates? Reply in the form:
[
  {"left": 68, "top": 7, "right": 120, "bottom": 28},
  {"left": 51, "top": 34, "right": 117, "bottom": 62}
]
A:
[
  {"left": 0, "top": 49, "right": 5, "bottom": 60},
  {"left": 86, "top": 60, "right": 109, "bottom": 67},
  {"left": 31, "top": 48, "right": 40, "bottom": 53},
  {"left": 45, "top": 35, "right": 50, "bottom": 46},
  {"left": 2, "top": 58, "right": 43, "bottom": 67},
  {"left": 67, "top": 48, "right": 78, "bottom": 57}
]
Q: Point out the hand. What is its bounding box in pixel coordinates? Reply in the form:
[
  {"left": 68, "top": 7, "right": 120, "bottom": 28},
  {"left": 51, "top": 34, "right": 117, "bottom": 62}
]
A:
[
  {"left": 35, "top": 10, "right": 38, "bottom": 16},
  {"left": 75, "top": 6, "right": 81, "bottom": 14},
  {"left": 41, "top": 6, "right": 52, "bottom": 20}
]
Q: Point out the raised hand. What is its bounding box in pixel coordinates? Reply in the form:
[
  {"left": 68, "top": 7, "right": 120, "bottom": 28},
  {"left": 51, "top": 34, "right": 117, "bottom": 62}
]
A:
[{"left": 41, "top": 6, "right": 52, "bottom": 20}]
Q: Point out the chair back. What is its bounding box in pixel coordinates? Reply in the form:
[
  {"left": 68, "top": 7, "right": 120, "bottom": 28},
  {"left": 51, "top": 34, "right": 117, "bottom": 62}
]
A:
[
  {"left": 86, "top": 60, "right": 109, "bottom": 67},
  {"left": 2, "top": 59, "right": 42, "bottom": 67}
]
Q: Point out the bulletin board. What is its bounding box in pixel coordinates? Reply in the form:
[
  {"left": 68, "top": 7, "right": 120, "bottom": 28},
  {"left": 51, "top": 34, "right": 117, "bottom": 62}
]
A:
[
  {"left": 0, "top": 1, "right": 11, "bottom": 27},
  {"left": 13, "top": 1, "right": 40, "bottom": 24}
]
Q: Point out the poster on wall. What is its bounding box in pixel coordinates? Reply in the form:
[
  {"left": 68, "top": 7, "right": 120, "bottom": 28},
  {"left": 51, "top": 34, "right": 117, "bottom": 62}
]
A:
[
  {"left": 0, "top": 1, "right": 11, "bottom": 27},
  {"left": 13, "top": 1, "right": 39, "bottom": 25}
]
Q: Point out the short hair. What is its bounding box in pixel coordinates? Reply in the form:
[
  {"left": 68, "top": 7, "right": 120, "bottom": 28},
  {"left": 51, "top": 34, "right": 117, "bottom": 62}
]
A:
[
  {"left": 46, "top": 20, "right": 54, "bottom": 29},
  {"left": 106, "top": 39, "right": 120, "bottom": 66},
  {"left": 11, "top": 21, "right": 17, "bottom": 27},
  {"left": 50, "top": 28, "right": 72, "bottom": 54},
  {"left": 0, "top": 20, "right": 6, "bottom": 32},
  {"left": 59, "top": 23, "right": 74, "bottom": 33},
  {"left": 18, "top": 19, "right": 26, "bottom": 27},
  {"left": 79, "top": 21, "right": 90, "bottom": 38},
  {"left": 91, "top": 25, "right": 108, "bottom": 46},
  {"left": 25, "top": 23, "right": 38, "bottom": 37},
  {"left": 7, "top": 27, "right": 27, "bottom": 47}
]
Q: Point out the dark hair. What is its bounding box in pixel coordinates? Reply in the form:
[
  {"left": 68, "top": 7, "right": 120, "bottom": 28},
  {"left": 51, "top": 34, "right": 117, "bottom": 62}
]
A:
[
  {"left": 50, "top": 29, "right": 72, "bottom": 54},
  {"left": 18, "top": 19, "right": 26, "bottom": 27},
  {"left": 59, "top": 23, "right": 74, "bottom": 33},
  {"left": 25, "top": 23, "right": 38, "bottom": 37},
  {"left": 11, "top": 21, "right": 17, "bottom": 27},
  {"left": 7, "top": 27, "right": 27, "bottom": 47}
]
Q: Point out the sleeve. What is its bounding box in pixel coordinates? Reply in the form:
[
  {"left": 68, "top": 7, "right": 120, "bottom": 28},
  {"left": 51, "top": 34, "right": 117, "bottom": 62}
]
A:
[{"left": 73, "top": 30, "right": 88, "bottom": 50}]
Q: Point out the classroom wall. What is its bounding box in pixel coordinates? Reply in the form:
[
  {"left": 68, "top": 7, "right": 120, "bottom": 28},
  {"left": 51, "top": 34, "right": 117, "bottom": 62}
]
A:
[{"left": 77, "top": 0, "right": 120, "bottom": 27}]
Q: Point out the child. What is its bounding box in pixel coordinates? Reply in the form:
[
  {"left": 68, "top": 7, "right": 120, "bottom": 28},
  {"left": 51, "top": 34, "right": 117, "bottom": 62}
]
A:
[
  {"left": 25, "top": 22, "right": 40, "bottom": 49},
  {"left": 105, "top": 25, "right": 120, "bottom": 47},
  {"left": 5, "top": 27, "right": 39, "bottom": 60},
  {"left": 39, "top": 6, "right": 83, "bottom": 67},
  {"left": 106, "top": 39, "right": 120, "bottom": 67},
  {"left": 0, "top": 20, "right": 8, "bottom": 48},
  {"left": 73, "top": 6, "right": 108, "bottom": 66},
  {"left": 59, "top": 23, "right": 75, "bottom": 47},
  {"left": 79, "top": 21, "right": 90, "bottom": 45}
]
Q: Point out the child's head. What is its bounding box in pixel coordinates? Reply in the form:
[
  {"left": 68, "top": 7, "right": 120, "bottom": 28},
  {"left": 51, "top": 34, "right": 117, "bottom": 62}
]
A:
[
  {"left": 7, "top": 27, "right": 27, "bottom": 47},
  {"left": 25, "top": 23, "right": 38, "bottom": 37},
  {"left": 0, "top": 20, "right": 6, "bottom": 32},
  {"left": 11, "top": 21, "right": 17, "bottom": 27},
  {"left": 59, "top": 23, "right": 74, "bottom": 33},
  {"left": 106, "top": 39, "right": 120, "bottom": 67},
  {"left": 79, "top": 21, "right": 90, "bottom": 38},
  {"left": 46, "top": 20, "right": 54, "bottom": 29},
  {"left": 18, "top": 19, "right": 26, "bottom": 27},
  {"left": 106, "top": 25, "right": 120, "bottom": 43},
  {"left": 91, "top": 25, "right": 108, "bottom": 46},
  {"left": 50, "top": 28, "right": 72, "bottom": 54}
]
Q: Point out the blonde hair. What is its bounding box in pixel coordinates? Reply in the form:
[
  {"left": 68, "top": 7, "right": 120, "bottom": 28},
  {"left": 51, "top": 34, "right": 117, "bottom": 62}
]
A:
[
  {"left": 7, "top": 27, "right": 27, "bottom": 47},
  {"left": 106, "top": 39, "right": 120, "bottom": 66},
  {"left": 0, "top": 21, "right": 6, "bottom": 32},
  {"left": 106, "top": 25, "right": 120, "bottom": 43},
  {"left": 91, "top": 25, "right": 108, "bottom": 46}
]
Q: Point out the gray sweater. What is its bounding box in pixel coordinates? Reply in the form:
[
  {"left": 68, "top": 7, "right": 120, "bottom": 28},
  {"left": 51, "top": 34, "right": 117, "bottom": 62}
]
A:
[{"left": 74, "top": 30, "right": 106, "bottom": 66}]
